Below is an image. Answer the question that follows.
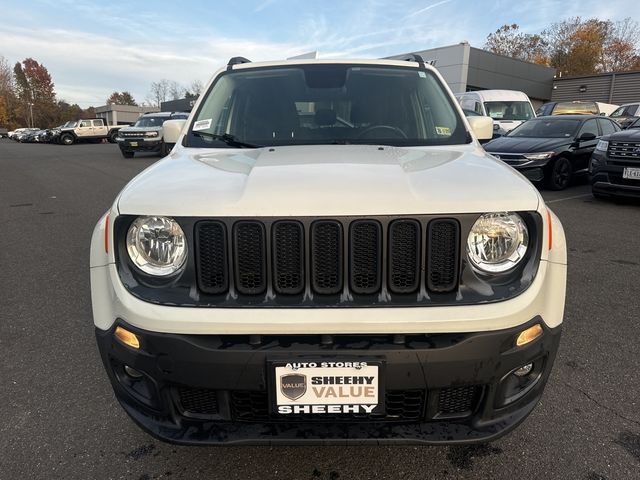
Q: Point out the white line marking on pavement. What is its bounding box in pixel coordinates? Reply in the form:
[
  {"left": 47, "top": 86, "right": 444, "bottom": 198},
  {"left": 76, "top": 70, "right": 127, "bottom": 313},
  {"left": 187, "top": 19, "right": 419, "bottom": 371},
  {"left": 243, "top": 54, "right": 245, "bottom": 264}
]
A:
[{"left": 545, "top": 193, "right": 593, "bottom": 204}]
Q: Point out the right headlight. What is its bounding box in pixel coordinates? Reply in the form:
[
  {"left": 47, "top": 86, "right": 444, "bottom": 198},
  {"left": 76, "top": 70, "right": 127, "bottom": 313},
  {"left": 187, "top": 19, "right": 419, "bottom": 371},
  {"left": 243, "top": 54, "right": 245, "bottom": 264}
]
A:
[
  {"left": 126, "top": 216, "right": 187, "bottom": 276},
  {"left": 466, "top": 212, "right": 529, "bottom": 274}
]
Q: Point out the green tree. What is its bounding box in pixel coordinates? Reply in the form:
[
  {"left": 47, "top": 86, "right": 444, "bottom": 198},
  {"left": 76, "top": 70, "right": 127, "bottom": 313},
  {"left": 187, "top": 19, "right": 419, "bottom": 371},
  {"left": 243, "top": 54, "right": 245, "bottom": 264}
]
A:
[{"left": 106, "top": 91, "right": 137, "bottom": 106}]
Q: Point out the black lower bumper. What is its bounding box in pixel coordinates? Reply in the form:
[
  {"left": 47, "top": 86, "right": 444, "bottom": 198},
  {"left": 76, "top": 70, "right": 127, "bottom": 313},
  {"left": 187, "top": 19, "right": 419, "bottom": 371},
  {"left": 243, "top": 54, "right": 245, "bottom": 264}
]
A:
[
  {"left": 592, "top": 171, "right": 640, "bottom": 198},
  {"left": 118, "top": 140, "right": 161, "bottom": 153},
  {"left": 95, "top": 317, "right": 561, "bottom": 445}
]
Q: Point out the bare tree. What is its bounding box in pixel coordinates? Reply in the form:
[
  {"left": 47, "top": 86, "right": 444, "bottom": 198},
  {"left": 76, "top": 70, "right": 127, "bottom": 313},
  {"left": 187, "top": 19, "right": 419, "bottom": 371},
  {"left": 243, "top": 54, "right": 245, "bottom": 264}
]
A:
[
  {"left": 188, "top": 79, "right": 204, "bottom": 96},
  {"left": 168, "top": 80, "right": 185, "bottom": 100},
  {"left": 485, "top": 24, "right": 548, "bottom": 64},
  {"left": 0, "top": 55, "right": 13, "bottom": 95},
  {"left": 147, "top": 79, "right": 170, "bottom": 107}
]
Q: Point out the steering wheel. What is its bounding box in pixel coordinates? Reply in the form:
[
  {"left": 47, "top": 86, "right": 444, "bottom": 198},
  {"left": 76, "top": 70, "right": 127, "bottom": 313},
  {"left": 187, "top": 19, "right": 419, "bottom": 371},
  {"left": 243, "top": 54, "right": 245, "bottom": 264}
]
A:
[{"left": 356, "top": 125, "right": 408, "bottom": 139}]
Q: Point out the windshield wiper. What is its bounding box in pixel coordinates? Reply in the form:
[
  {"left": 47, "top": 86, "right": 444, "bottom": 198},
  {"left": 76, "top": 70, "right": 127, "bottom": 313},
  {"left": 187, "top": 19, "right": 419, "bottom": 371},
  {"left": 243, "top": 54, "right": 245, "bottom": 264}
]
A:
[{"left": 191, "top": 131, "right": 262, "bottom": 148}]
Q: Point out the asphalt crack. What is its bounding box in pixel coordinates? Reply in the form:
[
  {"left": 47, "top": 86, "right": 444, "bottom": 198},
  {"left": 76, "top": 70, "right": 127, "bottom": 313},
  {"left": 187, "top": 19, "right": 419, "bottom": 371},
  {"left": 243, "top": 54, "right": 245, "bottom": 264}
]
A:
[{"left": 564, "top": 381, "right": 640, "bottom": 427}]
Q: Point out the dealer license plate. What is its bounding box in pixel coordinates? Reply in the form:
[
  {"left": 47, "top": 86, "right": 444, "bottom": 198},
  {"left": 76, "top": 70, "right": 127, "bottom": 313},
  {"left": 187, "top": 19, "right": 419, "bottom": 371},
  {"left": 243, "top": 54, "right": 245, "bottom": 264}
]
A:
[
  {"left": 622, "top": 167, "right": 640, "bottom": 180},
  {"left": 271, "top": 360, "right": 384, "bottom": 415},
  {"left": 129, "top": 141, "right": 138, "bottom": 147}
]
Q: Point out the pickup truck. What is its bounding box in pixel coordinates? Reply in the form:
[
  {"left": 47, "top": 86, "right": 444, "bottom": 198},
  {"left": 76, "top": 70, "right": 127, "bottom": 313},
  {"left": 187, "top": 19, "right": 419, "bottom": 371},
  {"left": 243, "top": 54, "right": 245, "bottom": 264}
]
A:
[{"left": 58, "top": 119, "right": 124, "bottom": 145}]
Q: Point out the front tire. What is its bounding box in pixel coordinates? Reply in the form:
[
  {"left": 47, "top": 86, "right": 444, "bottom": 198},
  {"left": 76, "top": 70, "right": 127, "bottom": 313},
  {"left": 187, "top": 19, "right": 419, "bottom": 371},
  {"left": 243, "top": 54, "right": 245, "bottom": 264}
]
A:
[
  {"left": 60, "top": 134, "right": 75, "bottom": 145},
  {"left": 108, "top": 131, "right": 118, "bottom": 143},
  {"left": 160, "top": 141, "right": 172, "bottom": 157},
  {"left": 545, "top": 157, "right": 572, "bottom": 190}
]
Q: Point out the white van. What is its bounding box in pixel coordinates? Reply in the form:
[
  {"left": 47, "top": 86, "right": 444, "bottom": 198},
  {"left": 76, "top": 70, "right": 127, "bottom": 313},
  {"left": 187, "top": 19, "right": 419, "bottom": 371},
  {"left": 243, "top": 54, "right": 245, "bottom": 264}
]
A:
[{"left": 456, "top": 90, "right": 536, "bottom": 133}]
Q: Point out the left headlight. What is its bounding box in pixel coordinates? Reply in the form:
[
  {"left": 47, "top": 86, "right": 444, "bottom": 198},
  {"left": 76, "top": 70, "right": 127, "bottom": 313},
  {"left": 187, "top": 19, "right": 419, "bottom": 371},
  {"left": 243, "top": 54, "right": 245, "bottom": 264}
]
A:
[
  {"left": 523, "top": 152, "right": 554, "bottom": 161},
  {"left": 145, "top": 131, "right": 159, "bottom": 137},
  {"left": 126, "top": 216, "right": 187, "bottom": 276},
  {"left": 466, "top": 212, "right": 529, "bottom": 274},
  {"left": 595, "top": 139, "right": 608, "bottom": 152}
]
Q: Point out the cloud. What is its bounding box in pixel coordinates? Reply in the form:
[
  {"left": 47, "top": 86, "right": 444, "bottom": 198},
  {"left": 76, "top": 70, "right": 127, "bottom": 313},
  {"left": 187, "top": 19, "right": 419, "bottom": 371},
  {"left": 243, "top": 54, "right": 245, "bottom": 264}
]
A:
[
  {"left": 404, "top": 0, "right": 453, "bottom": 19},
  {"left": 0, "top": 25, "right": 307, "bottom": 105}
]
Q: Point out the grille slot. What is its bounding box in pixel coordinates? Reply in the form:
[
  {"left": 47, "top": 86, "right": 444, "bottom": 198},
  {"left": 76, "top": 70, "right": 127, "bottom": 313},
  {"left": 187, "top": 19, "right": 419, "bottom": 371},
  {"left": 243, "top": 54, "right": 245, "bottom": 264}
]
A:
[
  {"left": 196, "top": 221, "right": 228, "bottom": 294},
  {"left": 272, "top": 221, "right": 304, "bottom": 295},
  {"left": 177, "top": 387, "right": 219, "bottom": 416},
  {"left": 388, "top": 220, "right": 421, "bottom": 293},
  {"left": 311, "top": 221, "right": 343, "bottom": 294},
  {"left": 437, "top": 385, "right": 481, "bottom": 416},
  {"left": 231, "top": 389, "right": 425, "bottom": 422},
  {"left": 350, "top": 220, "right": 382, "bottom": 294},
  {"left": 233, "top": 221, "right": 267, "bottom": 295},
  {"left": 427, "top": 219, "right": 460, "bottom": 293}
]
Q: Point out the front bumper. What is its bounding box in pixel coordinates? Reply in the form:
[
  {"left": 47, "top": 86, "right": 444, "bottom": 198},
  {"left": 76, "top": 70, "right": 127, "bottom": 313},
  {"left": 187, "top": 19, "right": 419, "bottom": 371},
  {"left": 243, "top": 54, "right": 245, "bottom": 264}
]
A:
[
  {"left": 96, "top": 317, "right": 561, "bottom": 445},
  {"left": 118, "top": 138, "right": 162, "bottom": 152}
]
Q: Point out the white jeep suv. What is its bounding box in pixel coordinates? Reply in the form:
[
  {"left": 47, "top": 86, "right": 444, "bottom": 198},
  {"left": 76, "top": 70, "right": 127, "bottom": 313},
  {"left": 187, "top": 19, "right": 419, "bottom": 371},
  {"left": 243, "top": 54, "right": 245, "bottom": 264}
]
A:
[{"left": 90, "top": 56, "right": 566, "bottom": 445}]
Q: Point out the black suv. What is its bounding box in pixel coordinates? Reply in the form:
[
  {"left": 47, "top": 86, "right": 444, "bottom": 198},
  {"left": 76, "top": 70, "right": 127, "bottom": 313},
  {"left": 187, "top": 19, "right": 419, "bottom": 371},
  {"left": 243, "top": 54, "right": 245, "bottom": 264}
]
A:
[{"left": 590, "top": 118, "right": 640, "bottom": 199}]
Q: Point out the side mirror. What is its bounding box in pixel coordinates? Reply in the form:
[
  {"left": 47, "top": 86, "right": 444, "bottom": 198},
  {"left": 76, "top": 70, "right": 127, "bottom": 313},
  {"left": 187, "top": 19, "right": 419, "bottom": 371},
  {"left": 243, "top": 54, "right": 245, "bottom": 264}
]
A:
[
  {"left": 163, "top": 119, "right": 187, "bottom": 144},
  {"left": 578, "top": 132, "right": 597, "bottom": 142},
  {"left": 467, "top": 116, "right": 493, "bottom": 141}
]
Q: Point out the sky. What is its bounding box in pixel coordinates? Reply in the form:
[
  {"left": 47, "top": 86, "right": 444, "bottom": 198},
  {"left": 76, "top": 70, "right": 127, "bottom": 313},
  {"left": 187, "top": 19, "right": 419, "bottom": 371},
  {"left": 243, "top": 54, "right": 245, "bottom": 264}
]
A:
[{"left": 1, "top": 0, "right": 638, "bottom": 106}]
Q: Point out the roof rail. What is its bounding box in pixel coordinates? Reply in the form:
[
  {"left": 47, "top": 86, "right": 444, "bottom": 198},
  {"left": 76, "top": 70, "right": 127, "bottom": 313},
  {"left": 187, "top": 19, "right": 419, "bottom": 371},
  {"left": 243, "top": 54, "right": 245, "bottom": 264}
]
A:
[
  {"left": 401, "top": 53, "right": 430, "bottom": 68},
  {"left": 227, "top": 57, "right": 252, "bottom": 70}
]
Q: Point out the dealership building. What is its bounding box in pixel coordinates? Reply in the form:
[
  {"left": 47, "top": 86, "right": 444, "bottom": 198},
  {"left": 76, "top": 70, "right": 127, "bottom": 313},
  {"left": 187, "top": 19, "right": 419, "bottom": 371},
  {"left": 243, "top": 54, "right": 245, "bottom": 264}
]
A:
[
  {"left": 95, "top": 105, "right": 159, "bottom": 125},
  {"left": 388, "top": 42, "right": 556, "bottom": 108},
  {"left": 550, "top": 70, "right": 640, "bottom": 105},
  {"left": 388, "top": 42, "right": 640, "bottom": 109}
]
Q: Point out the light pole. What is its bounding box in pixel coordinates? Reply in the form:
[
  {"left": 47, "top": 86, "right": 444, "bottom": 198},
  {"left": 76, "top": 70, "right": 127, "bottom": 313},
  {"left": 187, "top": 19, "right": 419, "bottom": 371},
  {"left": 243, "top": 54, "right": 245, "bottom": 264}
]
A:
[{"left": 27, "top": 102, "right": 34, "bottom": 128}]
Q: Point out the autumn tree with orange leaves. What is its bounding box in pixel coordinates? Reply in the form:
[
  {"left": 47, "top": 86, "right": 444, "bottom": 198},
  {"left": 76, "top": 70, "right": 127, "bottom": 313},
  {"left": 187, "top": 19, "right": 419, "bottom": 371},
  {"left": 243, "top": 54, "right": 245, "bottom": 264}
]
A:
[{"left": 485, "top": 17, "right": 640, "bottom": 76}]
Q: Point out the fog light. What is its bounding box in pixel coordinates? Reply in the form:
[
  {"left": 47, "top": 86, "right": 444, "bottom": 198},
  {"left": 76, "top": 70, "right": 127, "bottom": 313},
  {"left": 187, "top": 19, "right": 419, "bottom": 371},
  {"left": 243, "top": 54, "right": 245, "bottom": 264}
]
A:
[
  {"left": 114, "top": 326, "right": 140, "bottom": 349},
  {"left": 513, "top": 363, "right": 533, "bottom": 377},
  {"left": 516, "top": 324, "right": 543, "bottom": 347},
  {"left": 124, "top": 365, "right": 143, "bottom": 378}
]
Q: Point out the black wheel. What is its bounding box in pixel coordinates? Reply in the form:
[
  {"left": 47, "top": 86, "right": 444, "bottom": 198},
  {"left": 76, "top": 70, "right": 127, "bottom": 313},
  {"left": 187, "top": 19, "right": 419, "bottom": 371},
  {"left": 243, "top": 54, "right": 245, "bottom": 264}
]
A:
[
  {"left": 108, "top": 131, "right": 118, "bottom": 143},
  {"left": 545, "top": 157, "right": 572, "bottom": 190},
  {"left": 60, "top": 134, "right": 75, "bottom": 145},
  {"left": 356, "top": 125, "right": 408, "bottom": 139},
  {"left": 120, "top": 150, "right": 134, "bottom": 158},
  {"left": 160, "top": 142, "right": 174, "bottom": 156}
]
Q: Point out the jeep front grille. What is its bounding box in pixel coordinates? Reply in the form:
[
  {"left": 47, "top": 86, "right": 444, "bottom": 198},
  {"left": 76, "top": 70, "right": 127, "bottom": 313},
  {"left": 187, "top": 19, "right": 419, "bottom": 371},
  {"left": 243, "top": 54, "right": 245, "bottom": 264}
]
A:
[{"left": 194, "top": 217, "right": 460, "bottom": 303}]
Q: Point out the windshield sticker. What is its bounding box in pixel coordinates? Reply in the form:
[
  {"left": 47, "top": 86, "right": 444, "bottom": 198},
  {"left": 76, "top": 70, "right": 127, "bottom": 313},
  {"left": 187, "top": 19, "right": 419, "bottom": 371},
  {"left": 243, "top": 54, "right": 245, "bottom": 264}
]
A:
[
  {"left": 418, "top": 71, "right": 426, "bottom": 78},
  {"left": 193, "top": 119, "right": 212, "bottom": 131},
  {"left": 435, "top": 126, "right": 451, "bottom": 135}
]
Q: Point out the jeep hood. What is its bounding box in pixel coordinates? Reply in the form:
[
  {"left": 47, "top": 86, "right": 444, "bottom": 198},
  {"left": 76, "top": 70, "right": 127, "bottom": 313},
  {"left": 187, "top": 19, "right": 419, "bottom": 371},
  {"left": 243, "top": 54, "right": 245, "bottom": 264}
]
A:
[{"left": 117, "top": 145, "right": 540, "bottom": 216}]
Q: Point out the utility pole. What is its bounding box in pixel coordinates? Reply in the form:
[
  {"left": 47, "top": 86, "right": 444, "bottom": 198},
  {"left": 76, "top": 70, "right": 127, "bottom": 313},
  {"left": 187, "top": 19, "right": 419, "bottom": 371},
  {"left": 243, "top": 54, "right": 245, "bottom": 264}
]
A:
[{"left": 28, "top": 102, "right": 34, "bottom": 128}]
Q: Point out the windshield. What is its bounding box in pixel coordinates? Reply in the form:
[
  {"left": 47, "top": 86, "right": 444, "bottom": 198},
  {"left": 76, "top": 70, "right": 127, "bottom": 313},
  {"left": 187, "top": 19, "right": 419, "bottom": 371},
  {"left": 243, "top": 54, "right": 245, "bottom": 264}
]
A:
[
  {"left": 507, "top": 118, "right": 581, "bottom": 138},
  {"left": 627, "top": 118, "right": 640, "bottom": 129},
  {"left": 610, "top": 105, "right": 638, "bottom": 118},
  {"left": 187, "top": 64, "right": 467, "bottom": 148},
  {"left": 483, "top": 101, "right": 534, "bottom": 121},
  {"left": 134, "top": 116, "right": 167, "bottom": 127},
  {"left": 553, "top": 102, "right": 597, "bottom": 115},
  {"left": 64, "top": 121, "right": 77, "bottom": 128}
]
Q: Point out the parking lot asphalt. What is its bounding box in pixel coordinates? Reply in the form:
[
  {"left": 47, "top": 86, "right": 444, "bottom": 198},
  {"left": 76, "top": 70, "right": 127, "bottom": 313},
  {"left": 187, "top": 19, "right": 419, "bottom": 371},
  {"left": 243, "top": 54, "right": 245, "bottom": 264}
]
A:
[{"left": 0, "top": 139, "right": 639, "bottom": 480}]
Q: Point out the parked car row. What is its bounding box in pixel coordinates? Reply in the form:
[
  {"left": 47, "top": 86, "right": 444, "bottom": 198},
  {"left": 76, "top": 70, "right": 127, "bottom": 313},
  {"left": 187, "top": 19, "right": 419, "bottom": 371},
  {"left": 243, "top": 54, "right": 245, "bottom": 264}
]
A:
[{"left": 4, "top": 113, "right": 190, "bottom": 158}]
